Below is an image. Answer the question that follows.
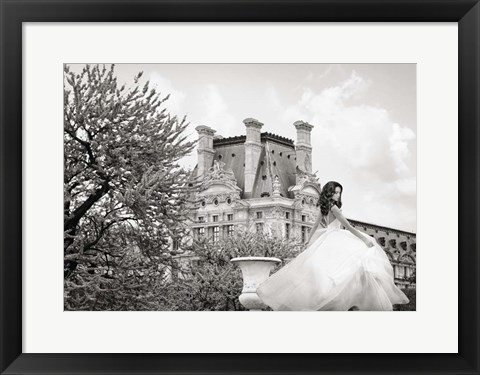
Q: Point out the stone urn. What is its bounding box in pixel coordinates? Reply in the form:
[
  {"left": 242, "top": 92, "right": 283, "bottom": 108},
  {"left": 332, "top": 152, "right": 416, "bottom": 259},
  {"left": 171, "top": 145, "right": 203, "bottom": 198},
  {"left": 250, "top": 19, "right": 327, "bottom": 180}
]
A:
[{"left": 231, "top": 256, "right": 281, "bottom": 311}]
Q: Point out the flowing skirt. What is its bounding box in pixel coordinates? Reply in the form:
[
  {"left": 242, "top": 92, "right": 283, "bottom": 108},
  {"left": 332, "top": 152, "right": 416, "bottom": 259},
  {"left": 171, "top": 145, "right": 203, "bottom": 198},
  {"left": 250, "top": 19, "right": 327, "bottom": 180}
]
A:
[{"left": 256, "top": 227, "right": 409, "bottom": 311}]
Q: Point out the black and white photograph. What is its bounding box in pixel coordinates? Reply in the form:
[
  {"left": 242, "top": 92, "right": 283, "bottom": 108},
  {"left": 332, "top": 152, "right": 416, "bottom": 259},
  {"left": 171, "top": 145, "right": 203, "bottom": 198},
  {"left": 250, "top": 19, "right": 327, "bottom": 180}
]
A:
[
  {"left": 4, "top": 1, "right": 478, "bottom": 371},
  {"left": 64, "top": 63, "right": 417, "bottom": 312}
]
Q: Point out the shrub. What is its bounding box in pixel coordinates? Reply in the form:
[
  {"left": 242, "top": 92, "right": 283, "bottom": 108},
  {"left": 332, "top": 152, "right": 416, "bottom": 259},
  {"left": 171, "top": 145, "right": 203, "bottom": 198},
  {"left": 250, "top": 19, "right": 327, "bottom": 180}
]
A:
[
  {"left": 161, "top": 230, "right": 303, "bottom": 311},
  {"left": 393, "top": 287, "right": 416, "bottom": 311}
]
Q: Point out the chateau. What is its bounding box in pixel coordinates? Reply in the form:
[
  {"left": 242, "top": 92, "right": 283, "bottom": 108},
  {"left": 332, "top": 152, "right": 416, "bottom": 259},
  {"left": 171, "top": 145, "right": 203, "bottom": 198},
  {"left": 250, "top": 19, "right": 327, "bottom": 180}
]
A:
[{"left": 185, "top": 118, "right": 416, "bottom": 289}]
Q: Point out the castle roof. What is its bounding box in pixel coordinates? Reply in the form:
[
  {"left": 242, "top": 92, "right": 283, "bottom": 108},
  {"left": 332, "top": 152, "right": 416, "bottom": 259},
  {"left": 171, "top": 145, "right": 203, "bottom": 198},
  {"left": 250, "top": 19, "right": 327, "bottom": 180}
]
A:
[
  {"left": 349, "top": 219, "right": 416, "bottom": 237},
  {"left": 209, "top": 132, "right": 297, "bottom": 199},
  {"left": 213, "top": 132, "right": 295, "bottom": 148}
]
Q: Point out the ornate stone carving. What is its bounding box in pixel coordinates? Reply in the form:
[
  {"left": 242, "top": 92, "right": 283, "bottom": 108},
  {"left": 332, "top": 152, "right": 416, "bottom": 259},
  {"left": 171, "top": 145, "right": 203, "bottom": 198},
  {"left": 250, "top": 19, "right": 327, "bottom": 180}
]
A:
[
  {"left": 294, "top": 193, "right": 319, "bottom": 206},
  {"left": 200, "top": 192, "right": 241, "bottom": 205},
  {"left": 295, "top": 166, "right": 319, "bottom": 185},
  {"left": 304, "top": 153, "right": 312, "bottom": 173},
  {"left": 205, "top": 195, "right": 215, "bottom": 204},
  {"left": 196, "top": 159, "right": 242, "bottom": 205},
  {"left": 204, "top": 160, "right": 237, "bottom": 184},
  {"left": 272, "top": 175, "right": 282, "bottom": 197},
  {"left": 288, "top": 167, "right": 321, "bottom": 205},
  {"left": 272, "top": 205, "right": 283, "bottom": 220}
]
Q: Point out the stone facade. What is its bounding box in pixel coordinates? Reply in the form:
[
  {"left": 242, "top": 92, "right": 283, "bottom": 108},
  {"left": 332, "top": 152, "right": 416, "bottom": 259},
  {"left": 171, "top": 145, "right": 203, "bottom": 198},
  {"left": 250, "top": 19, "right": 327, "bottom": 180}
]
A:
[
  {"left": 183, "top": 119, "right": 416, "bottom": 289},
  {"left": 348, "top": 220, "right": 416, "bottom": 289}
]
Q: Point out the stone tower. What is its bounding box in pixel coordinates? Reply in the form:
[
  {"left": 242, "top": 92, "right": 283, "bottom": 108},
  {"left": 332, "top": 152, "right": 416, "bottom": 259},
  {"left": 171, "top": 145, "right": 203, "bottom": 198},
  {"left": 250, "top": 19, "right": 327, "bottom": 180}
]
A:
[
  {"left": 243, "top": 118, "right": 263, "bottom": 198},
  {"left": 294, "top": 120, "right": 314, "bottom": 175},
  {"left": 195, "top": 125, "right": 216, "bottom": 179}
]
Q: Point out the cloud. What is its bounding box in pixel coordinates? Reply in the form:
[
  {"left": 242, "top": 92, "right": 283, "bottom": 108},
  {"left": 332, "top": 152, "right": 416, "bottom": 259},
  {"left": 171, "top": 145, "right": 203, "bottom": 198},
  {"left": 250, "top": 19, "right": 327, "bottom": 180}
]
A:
[
  {"left": 282, "top": 70, "right": 416, "bottom": 231},
  {"left": 266, "top": 85, "right": 282, "bottom": 111},
  {"left": 148, "top": 72, "right": 186, "bottom": 117},
  {"left": 390, "top": 123, "right": 416, "bottom": 175},
  {"left": 285, "top": 70, "right": 416, "bottom": 178},
  {"left": 197, "top": 84, "right": 237, "bottom": 137},
  {"left": 351, "top": 177, "right": 416, "bottom": 232},
  {"left": 321, "top": 70, "right": 370, "bottom": 102}
]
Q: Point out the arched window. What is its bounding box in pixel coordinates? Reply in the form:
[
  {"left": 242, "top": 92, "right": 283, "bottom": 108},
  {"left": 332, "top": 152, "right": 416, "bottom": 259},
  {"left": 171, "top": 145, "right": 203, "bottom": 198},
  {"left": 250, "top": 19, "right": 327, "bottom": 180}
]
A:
[
  {"left": 399, "top": 254, "right": 415, "bottom": 265},
  {"left": 378, "top": 237, "right": 386, "bottom": 246}
]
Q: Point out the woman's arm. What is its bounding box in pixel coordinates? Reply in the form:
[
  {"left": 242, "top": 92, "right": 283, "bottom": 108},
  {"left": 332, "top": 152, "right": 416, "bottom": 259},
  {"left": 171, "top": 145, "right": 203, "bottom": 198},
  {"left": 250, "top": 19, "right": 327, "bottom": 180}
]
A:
[{"left": 331, "top": 206, "right": 374, "bottom": 247}]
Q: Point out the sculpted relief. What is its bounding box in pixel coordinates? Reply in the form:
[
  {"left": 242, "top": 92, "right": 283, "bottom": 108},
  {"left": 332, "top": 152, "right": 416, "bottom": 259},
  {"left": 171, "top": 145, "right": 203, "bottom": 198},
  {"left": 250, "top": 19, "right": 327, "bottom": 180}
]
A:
[{"left": 204, "top": 160, "right": 237, "bottom": 183}]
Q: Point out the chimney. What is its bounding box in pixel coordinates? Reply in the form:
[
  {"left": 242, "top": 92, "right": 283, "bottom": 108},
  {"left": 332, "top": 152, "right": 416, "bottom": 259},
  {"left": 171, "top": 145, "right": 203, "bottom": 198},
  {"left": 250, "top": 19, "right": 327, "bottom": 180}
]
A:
[
  {"left": 195, "top": 125, "right": 216, "bottom": 179},
  {"left": 294, "top": 120, "right": 314, "bottom": 174},
  {"left": 243, "top": 118, "right": 264, "bottom": 197}
]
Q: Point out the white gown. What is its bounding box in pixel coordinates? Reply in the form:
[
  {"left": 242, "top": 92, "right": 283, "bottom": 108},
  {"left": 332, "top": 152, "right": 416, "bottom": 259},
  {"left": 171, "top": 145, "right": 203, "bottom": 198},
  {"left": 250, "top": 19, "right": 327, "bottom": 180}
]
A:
[{"left": 256, "top": 217, "right": 409, "bottom": 311}]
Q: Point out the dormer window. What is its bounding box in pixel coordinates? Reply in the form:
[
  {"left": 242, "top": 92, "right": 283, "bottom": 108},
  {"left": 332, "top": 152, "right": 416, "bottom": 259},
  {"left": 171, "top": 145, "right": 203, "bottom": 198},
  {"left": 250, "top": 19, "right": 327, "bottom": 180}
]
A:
[{"left": 256, "top": 212, "right": 263, "bottom": 219}]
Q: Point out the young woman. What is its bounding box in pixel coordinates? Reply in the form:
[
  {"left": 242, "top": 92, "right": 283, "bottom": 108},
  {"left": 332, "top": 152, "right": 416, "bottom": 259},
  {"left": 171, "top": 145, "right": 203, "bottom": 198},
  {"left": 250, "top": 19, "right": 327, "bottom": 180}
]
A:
[{"left": 256, "top": 181, "right": 409, "bottom": 311}]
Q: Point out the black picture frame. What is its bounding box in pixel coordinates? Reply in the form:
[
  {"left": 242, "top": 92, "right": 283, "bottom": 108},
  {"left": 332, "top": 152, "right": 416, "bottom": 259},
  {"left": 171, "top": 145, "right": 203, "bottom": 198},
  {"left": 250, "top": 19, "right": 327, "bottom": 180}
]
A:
[{"left": 1, "top": 1, "right": 479, "bottom": 374}]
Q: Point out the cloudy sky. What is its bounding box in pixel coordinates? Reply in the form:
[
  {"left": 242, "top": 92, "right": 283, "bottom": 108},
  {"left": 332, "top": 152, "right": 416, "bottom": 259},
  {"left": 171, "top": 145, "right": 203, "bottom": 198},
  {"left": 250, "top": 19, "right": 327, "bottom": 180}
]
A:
[{"left": 71, "top": 64, "right": 416, "bottom": 232}]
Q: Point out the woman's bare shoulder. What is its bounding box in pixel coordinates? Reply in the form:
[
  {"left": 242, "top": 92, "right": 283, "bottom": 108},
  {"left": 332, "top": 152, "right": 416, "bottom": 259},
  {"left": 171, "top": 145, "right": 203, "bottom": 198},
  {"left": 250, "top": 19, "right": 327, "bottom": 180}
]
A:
[{"left": 330, "top": 205, "right": 341, "bottom": 213}]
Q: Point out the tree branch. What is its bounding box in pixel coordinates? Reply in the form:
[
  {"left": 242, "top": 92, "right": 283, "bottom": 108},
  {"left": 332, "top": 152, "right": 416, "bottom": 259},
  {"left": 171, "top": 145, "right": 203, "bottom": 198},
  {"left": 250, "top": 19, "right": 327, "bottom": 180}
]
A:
[{"left": 64, "top": 178, "right": 110, "bottom": 233}]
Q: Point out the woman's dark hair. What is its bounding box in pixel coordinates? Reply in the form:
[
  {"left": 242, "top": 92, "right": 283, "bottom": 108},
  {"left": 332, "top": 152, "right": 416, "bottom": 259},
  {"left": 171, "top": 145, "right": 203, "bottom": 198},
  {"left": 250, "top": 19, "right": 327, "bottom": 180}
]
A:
[{"left": 318, "top": 181, "right": 343, "bottom": 216}]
